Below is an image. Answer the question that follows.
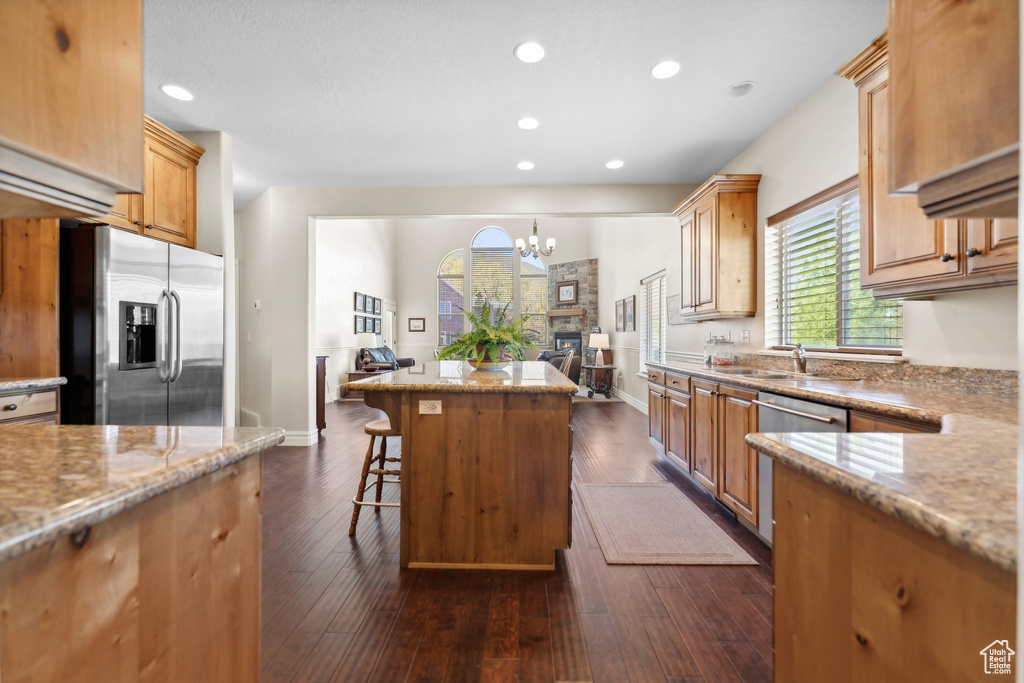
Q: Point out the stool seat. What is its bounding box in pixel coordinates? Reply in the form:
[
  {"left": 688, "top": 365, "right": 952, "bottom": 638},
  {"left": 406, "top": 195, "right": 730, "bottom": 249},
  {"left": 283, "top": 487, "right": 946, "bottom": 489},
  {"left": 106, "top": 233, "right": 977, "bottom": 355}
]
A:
[{"left": 364, "top": 419, "right": 399, "bottom": 437}]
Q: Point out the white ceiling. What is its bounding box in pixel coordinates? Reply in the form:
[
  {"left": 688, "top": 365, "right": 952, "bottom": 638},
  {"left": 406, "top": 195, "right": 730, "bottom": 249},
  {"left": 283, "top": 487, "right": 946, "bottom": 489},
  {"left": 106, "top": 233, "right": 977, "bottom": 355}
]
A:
[{"left": 142, "top": 0, "right": 886, "bottom": 209}]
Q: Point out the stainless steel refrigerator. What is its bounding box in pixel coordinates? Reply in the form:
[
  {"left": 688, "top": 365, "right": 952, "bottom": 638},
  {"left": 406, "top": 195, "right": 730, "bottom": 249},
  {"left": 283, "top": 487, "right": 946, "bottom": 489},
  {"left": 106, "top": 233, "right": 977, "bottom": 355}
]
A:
[{"left": 60, "top": 225, "right": 224, "bottom": 426}]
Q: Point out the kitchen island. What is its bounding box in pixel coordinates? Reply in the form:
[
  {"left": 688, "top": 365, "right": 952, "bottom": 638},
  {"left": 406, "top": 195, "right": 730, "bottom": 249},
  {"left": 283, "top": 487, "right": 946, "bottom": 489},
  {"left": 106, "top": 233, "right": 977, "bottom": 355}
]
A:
[
  {"left": 0, "top": 423, "right": 284, "bottom": 682},
  {"left": 347, "top": 361, "right": 577, "bottom": 570},
  {"left": 747, "top": 414, "right": 1016, "bottom": 682}
]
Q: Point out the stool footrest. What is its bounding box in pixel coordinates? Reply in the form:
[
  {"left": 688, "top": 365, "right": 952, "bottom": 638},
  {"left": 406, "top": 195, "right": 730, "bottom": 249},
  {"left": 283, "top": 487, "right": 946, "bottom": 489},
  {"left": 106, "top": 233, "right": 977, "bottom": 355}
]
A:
[{"left": 352, "top": 498, "right": 400, "bottom": 509}]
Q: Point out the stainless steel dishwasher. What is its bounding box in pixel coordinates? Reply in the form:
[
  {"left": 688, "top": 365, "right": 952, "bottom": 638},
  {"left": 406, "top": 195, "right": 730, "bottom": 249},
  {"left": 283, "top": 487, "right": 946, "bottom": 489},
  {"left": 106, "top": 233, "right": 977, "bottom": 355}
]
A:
[{"left": 754, "top": 392, "right": 848, "bottom": 543}]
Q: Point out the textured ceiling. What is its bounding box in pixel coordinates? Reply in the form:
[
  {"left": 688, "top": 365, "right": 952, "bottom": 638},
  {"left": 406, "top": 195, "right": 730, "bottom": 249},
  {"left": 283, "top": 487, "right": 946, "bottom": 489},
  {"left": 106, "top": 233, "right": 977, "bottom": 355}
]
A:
[{"left": 142, "top": 0, "right": 886, "bottom": 209}]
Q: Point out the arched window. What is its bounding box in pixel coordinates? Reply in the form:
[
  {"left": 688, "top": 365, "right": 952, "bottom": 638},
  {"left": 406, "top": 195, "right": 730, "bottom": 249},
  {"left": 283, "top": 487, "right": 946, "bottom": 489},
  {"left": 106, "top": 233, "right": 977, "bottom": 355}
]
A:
[
  {"left": 437, "top": 249, "right": 464, "bottom": 345},
  {"left": 436, "top": 227, "right": 548, "bottom": 348}
]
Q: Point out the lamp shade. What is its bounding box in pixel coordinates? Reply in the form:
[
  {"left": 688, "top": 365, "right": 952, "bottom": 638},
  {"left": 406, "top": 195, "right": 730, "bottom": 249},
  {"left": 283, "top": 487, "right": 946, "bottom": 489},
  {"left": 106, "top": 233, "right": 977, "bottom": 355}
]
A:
[
  {"left": 589, "top": 334, "right": 610, "bottom": 349},
  {"left": 355, "top": 332, "right": 378, "bottom": 348}
]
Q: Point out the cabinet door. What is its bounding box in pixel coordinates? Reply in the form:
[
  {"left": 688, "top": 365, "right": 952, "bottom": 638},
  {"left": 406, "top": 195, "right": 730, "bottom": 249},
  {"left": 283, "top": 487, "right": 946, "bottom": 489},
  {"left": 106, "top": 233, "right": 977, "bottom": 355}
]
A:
[
  {"left": 647, "top": 384, "right": 665, "bottom": 453},
  {"left": 143, "top": 137, "right": 196, "bottom": 248},
  {"left": 858, "top": 65, "right": 962, "bottom": 289},
  {"left": 718, "top": 385, "right": 758, "bottom": 525},
  {"left": 690, "top": 379, "right": 717, "bottom": 495},
  {"left": 694, "top": 196, "right": 717, "bottom": 311},
  {"left": 665, "top": 388, "right": 691, "bottom": 473},
  {"left": 965, "top": 218, "right": 1018, "bottom": 278},
  {"left": 680, "top": 211, "right": 695, "bottom": 312},
  {"left": 105, "top": 193, "right": 143, "bottom": 233}
]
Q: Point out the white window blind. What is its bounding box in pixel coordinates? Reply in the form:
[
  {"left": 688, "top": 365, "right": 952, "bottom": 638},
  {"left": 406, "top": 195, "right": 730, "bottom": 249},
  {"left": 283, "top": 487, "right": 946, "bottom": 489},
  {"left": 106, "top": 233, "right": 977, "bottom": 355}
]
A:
[
  {"left": 470, "top": 247, "right": 514, "bottom": 318},
  {"left": 639, "top": 271, "right": 666, "bottom": 372},
  {"left": 437, "top": 249, "right": 464, "bottom": 345},
  {"left": 765, "top": 186, "right": 902, "bottom": 350}
]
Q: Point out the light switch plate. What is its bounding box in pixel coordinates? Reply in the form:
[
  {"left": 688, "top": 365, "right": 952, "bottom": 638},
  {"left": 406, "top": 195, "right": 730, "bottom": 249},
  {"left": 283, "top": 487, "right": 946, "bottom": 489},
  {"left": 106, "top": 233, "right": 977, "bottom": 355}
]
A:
[{"left": 419, "top": 400, "right": 442, "bottom": 415}]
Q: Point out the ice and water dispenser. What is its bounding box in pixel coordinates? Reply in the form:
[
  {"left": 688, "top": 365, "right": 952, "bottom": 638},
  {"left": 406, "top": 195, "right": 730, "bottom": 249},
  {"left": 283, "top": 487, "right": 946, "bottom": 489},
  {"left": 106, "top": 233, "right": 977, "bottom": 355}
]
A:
[{"left": 119, "top": 301, "right": 157, "bottom": 370}]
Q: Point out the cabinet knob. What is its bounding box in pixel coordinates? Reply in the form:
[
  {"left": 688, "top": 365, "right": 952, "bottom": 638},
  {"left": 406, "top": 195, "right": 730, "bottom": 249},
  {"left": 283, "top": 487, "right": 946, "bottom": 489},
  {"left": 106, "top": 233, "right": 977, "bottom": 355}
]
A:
[
  {"left": 133, "top": 220, "right": 140, "bottom": 226},
  {"left": 938, "top": 253, "right": 954, "bottom": 262},
  {"left": 965, "top": 247, "right": 981, "bottom": 257},
  {"left": 3, "top": 404, "right": 16, "bottom": 411}
]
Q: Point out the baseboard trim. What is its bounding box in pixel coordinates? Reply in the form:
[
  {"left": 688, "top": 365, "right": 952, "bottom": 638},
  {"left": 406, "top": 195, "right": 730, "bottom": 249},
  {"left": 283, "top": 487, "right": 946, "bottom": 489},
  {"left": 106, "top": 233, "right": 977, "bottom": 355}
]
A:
[
  {"left": 618, "top": 390, "right": 647, "bottom": 415},
  {"left": 282, "top": 430, "right": 318, "bottom": 447}
]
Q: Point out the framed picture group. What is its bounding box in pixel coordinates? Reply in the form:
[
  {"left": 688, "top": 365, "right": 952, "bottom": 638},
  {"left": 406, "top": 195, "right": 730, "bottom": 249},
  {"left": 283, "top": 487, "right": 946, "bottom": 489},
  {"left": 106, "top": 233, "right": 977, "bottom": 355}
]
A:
[
  {"left": 354, "top": 291, "right": 383, "bottom": 335},
  {"left": 615, "top": 295, "right": 635, "bottom": 332}
]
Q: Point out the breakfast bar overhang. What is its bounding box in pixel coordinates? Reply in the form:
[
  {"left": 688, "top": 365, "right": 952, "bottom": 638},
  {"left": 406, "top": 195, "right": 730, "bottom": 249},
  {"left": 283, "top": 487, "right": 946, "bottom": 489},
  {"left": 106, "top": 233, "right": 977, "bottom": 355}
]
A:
[{"left": 347, "top": 361, "right": 577, "bottom": 570}]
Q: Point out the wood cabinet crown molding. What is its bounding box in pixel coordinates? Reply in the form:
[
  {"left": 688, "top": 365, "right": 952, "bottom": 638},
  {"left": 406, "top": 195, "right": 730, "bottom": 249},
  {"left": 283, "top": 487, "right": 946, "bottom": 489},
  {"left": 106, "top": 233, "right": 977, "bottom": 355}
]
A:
[
  {"left": 837, "top": 31, "right": 887, "bottom": 86},
  {"left": 672, "top": 174, "right": 762, "bottom": 217},
  {"left": 144, "top": 117, "right": 205, "bottom": 164}
]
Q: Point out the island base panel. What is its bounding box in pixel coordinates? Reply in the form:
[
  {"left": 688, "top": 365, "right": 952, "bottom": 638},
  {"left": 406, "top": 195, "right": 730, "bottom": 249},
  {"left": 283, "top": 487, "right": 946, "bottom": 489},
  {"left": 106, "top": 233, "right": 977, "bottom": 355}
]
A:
[
  {"left": 773, "top": 463, "right": 1015, "bottom": 682},
  {"left": 401, "top": 391, "right": 571, "bottom": 569},
  {"left": 0, "top": 455, "right": 262, "bottom": 682}
]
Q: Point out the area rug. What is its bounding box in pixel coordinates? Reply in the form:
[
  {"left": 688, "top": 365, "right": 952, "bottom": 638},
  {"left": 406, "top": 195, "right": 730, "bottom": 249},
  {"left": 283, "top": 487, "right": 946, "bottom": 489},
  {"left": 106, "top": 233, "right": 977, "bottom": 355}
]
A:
[{"left": 575, "top": 482, "right": 757, "bottom": 565}]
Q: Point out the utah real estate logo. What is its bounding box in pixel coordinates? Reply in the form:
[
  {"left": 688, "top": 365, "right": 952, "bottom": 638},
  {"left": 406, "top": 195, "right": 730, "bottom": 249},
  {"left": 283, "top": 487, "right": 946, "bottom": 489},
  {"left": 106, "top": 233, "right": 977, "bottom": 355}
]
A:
[{"left": 980, "top": 640, "right": 1014, "bottom": 675}]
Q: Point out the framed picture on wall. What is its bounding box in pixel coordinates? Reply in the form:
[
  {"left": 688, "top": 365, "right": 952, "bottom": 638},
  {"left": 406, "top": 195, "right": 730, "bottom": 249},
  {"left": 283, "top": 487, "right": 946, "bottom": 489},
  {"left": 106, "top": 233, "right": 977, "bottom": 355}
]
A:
[
  {"left": 615, "top": 299, "right": 624, "bottom": 332},
  {"left": 409, "top": 317, "right": 425, "bottom": 332},
  {"left": 355, "top": 292, "right": 364, "bottom": 312},
  {"left": 624, "top": 295, "right": 635, "bottom": 331},
  {"left": 556, "top": 280, "right": 578, "bottom": 304},
  {"left": 355, "top": 315, "right": 365, "bottom": 333},
  {"left": 374, "top": 297, "right": 382, "bottom": 315},
  {"left": 365, "top": 296, "right": 374, "bottom": 313},
  {"left": 374, "top": 317, "right": 381, "bottom": 334}
]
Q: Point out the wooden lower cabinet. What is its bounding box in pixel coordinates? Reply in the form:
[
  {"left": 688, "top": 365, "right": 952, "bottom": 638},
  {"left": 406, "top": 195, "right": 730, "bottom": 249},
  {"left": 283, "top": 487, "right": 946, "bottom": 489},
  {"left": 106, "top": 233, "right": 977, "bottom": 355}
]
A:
[
  {"left": 717, "top": 384, "right": 758, "bottom": 525},
  {"left": 0, "top": 454, "right": 262, "bottom": 681},
  {"left": 0, "top": 219, "right": 59, "bottom": 378},
  {"left": 664, "top": 387, "right": 691, "bottom": 473},
  {"left": 0, "top": 387, "right": 59, "bottom": 425},
  {"left": 774, "top": 463, "right": 1015, "bottom": 682},
  {"left": 690, "top": 379, "right": 718, "bottom": 495},
  {"left": 647, "top": 382, "right": 666, "bottom": 454}
]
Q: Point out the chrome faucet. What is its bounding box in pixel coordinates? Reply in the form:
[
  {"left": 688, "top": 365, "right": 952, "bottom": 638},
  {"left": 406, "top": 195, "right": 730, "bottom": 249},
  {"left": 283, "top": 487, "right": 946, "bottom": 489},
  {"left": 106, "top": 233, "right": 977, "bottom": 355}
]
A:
[{"left": 777, "top": 343, "right": 807, "bottom": 373}]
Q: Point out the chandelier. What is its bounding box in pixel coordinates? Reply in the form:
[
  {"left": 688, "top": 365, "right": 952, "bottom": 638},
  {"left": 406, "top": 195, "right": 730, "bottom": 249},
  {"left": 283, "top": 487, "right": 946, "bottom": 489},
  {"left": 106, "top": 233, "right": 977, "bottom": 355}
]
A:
[{"left": 514, "top": 219, "right": 555, "bottom": 257}]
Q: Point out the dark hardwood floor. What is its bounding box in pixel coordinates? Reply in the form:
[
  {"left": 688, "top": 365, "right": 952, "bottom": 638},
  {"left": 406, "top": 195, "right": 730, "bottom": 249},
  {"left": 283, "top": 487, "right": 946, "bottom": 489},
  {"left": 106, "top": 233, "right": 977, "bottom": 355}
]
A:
[{"left": 260, "top": 398, "right": 773, "bottom": 682}]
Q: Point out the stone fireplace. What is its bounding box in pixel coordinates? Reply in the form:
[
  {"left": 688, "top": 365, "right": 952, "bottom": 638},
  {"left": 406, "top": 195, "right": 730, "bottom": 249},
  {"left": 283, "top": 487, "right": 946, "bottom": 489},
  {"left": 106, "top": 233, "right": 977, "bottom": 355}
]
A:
[
  {"left": 546, "top": 258, "right": 598, "bottom": 349},
  {"left": 553, "top": 331, "right": 582, "bottom": 356}
]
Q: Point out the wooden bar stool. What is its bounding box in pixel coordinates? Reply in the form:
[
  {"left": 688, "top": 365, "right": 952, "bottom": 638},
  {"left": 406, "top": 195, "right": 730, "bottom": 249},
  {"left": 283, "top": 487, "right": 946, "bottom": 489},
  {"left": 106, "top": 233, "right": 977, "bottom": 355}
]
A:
[{"left": 348, "top": 419, "right": 401, "bottom": 535}]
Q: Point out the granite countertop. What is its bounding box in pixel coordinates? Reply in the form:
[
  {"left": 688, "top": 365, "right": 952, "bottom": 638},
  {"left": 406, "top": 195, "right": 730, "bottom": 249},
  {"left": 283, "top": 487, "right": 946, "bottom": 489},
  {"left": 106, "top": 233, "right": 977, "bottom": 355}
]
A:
[
  {"left": 747, "top": 414, "right": 1017, "bottom": 573},
  {"left": 0, "top": 424, "right": 285, "bottom": 564},
  {"left": 0, "top": 377, "right": 67, "bottom": 393},
  {"left": 646, "top": 360, "right": 1016, "bottom": 424},
  {"left": 346, "top": 360, "right": 579, "bottom": 394}
]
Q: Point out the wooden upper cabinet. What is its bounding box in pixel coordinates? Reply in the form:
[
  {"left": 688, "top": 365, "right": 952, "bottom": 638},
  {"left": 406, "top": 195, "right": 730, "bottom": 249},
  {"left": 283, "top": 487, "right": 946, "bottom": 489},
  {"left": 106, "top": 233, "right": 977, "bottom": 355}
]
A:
[
  {"left": 0, "top": 0, "right": 143, "bottom": 219},
  {"left": 83, "top": 118, "right": 203, "bottom": 249},
  {"left": 840, "top": 33, "right": 1017, "bottom": 299},
  {"left": 143, "top": 120, "right": 202, "bottom": 248},
  {"left": 964, "top": 219, "right": 1018, "bottom": 278},
  {"left": 888, "top": 0, "right": 1019, "bottom": 219},
  {"left": 674, "top": 174, "right": 760, "bottom": 321}
]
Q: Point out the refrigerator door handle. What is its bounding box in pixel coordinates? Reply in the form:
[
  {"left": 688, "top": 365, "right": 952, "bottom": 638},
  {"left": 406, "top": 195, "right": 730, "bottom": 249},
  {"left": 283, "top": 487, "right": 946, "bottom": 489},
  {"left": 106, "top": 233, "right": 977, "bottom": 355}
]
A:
[
  {"left": 157, "top": 289, "right": 172, "bottom": 383},
  {"left": 170, "top": 289, "right": 183, "bottom": 382}
]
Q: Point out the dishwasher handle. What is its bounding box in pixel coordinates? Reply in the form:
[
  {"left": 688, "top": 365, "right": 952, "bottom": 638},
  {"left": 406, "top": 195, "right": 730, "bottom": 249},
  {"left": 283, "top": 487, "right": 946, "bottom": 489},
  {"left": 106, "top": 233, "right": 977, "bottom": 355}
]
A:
[{"left": 752, "top": 399, "right": 837, "bottom": 425}]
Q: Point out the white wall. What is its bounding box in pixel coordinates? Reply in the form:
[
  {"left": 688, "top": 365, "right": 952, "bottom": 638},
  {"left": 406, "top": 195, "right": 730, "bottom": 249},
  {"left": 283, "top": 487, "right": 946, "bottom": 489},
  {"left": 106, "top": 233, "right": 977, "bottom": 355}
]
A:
[
  {"left": 315, "top": 219, "right": 396, "bottom": 399},
  {"left": 235, "top": 184, "right": 692, "bottom": 440},
  {"left": 182, "top": 130, "right": 237, "bottom": 427}
]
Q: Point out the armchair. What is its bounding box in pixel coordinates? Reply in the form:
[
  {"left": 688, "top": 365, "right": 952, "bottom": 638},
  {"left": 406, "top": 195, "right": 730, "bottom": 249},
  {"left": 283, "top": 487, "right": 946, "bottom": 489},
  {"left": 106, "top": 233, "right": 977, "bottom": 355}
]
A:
[
  {"left": 357, "top": 346, "right": 415, "bottom": 371},
  {"left": 536, "top": 348, "right": 581, "bottom": 385}
]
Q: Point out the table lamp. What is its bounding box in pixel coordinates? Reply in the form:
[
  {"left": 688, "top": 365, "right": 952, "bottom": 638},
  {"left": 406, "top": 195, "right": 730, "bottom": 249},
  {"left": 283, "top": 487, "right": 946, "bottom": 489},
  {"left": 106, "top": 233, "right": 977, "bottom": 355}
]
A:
[
  {"left": 355, "top": 332, "right": 379, "bottom": 369},
  {"left": 590, "top": 333, "right": 610, "bottom": 365}
]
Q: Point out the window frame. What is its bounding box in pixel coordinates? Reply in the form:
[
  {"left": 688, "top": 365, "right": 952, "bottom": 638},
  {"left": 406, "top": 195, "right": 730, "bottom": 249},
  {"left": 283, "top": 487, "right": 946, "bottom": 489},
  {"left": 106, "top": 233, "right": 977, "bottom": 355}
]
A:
[{"left": 764, "top": 176, "right": 903, "bottom": 354}]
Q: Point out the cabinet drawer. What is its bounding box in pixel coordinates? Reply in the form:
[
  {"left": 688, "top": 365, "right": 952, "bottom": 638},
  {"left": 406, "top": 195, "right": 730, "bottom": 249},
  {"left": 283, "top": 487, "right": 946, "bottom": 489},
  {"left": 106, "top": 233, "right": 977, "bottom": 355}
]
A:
[
  {"left": 646, "top": 369, "right": 665, "bottom": 385},
  {"left": 0, "top": 390, "right": 57, "bottom": 423},
  {"left": 665, "top": 373, "right": 689, "bottom": 393}
]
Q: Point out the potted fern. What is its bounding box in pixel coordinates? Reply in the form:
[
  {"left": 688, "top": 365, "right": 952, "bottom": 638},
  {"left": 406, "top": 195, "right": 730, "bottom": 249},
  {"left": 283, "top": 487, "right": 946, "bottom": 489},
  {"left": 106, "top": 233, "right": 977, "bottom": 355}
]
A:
[{"left": 436, "top": 298, "right": 535, "bottom": 370}]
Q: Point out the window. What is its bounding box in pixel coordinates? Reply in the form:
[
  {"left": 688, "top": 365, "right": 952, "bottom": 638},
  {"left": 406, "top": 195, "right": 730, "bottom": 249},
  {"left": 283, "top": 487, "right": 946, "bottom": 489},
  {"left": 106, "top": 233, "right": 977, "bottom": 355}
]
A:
[
  {"left": 639, "top": 271, "right": 666, "bottom": 371},
  {"left": 437, "top": 249, "right": 464, "bottom": 345},
  {"left": 765, "top": 180, "right": 902, "bottom": 350},
  {"left": 436, "top": 227, "right": 547, "bottom": 346}
]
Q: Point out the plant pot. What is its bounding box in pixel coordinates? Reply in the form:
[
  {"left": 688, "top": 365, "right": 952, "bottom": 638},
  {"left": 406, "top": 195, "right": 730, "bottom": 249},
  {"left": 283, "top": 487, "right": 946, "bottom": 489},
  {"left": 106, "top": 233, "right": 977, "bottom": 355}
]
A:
[{"left": 469, "top": 343, "right": 510, "bottom": 371}]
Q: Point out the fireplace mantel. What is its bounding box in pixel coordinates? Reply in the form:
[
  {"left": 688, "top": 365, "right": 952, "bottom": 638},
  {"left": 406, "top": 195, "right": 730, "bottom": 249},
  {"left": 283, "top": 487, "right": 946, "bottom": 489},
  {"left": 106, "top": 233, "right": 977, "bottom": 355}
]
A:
[{"left": 545, "top": 308, "right": 586, "bottom": 326}]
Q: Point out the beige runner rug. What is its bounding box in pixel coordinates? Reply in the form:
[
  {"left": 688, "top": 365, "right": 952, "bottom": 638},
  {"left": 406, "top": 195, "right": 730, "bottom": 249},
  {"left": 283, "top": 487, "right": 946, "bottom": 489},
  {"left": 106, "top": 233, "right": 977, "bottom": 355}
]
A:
[{"left": 576, "top": 482, "right": 757, "bottom": 565}]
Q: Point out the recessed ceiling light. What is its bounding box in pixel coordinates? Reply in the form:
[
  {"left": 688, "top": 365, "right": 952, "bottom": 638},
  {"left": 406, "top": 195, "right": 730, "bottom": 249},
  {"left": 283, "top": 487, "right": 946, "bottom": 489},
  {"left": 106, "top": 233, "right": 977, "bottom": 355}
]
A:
[
  {"left": 605, "top": 160, "right": 624, "bottom": 169},
  {"left": 514, "top": 42, "right": 545, "bottom": 63},
  {"left": 651, "top": 60, "right": 680, "bottom": 79},
  {"left": 517, "top": 117, "right": 540, "bottom": 130},
  {"left": 517, "top": 161, "right": 535, "bottom": 171},
  {"left": 725, "top": 81, "right": 757, "bottom": 97},
  {"left": 160, "top": 84, "right": 194, "bottom": 101}
]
